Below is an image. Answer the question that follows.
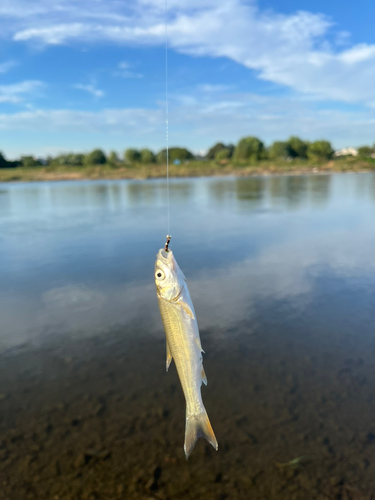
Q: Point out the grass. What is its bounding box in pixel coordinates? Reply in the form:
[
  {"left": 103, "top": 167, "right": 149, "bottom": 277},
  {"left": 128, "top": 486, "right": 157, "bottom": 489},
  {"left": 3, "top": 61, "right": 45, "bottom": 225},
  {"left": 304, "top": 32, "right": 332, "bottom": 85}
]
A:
[{"left": 0, "top": 157, "right": 374, "bottom": 183}]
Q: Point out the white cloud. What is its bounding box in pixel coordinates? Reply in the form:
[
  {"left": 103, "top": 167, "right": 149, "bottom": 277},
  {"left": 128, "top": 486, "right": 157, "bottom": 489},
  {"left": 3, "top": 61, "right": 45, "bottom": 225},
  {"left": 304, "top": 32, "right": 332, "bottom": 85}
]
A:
[
  {"left": 3, "top": 0, "right": 375, "bottom": 107},
  {"left": 14, "top": 23, "right": 87, "bottom": 44},
  {"left": 1, "top": 90, "right": 375, "bottom": 155},
  {"left": 115, "top": 61, "right": 143, "bottom": 79},
  {"left": 0, "top": 60, "right": 17, "bottom": 73},
  {"left": 118, "top": 61, "right": 130, "bottom": 70},
  {"left": 0, "top": 80, "right": 44, "bottom": 103},
  {"left": 339, "top": 44, "right": 375, "bottom": 64},
  {"left": 74, "top": 82, "right": 105, "bottom": 98},
  {"left": 0, "top": 107, "right": 163, "bottom": 133},
  {"left": 198, "top": 84, "right": 233, "bottom": 93},
  {"left": 1, "top": 1, "right": 375, "bottom": 154}
]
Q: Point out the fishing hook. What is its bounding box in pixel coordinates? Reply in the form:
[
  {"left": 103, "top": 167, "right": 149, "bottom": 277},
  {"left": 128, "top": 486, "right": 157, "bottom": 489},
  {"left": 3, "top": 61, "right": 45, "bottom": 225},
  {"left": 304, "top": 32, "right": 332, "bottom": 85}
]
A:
[{"left": 165, "top": 235, "right": 172, "bottom": 252}]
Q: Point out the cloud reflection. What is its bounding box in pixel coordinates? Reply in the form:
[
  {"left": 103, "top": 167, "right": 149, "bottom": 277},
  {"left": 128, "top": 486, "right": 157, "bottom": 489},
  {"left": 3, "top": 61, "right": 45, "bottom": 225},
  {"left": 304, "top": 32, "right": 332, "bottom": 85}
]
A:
[
  {"left": 1, "top": 174, "right": 375, "bottom": 353},
  {"left": 2, "top": 220, "right": 375, "bottom": 352}
]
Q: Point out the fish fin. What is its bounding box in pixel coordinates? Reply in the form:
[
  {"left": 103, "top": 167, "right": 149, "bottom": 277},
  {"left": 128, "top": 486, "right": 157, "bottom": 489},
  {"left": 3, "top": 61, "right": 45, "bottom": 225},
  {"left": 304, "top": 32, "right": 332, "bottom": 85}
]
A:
[
  {"left": 178, "top": 298, "right": 195, "bottom": 319},
  {"left": 166, "top": 342, "right": 172, "bottom": 372},
  {"left": 201, "top": 367, "right": 207, "bottom": 386},
  {"left": 184, "top": 410, "right": 218, "bottom": 459},
  {"left": 194, "top": 337, "right": 204, "bottom": 352}
]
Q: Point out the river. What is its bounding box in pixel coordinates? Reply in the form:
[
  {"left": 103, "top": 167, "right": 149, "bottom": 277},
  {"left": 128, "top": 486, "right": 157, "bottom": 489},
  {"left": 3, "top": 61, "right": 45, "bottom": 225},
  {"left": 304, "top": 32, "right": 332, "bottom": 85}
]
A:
[{"left": 1, "top": 173, "right": 375, "bottom": 499}]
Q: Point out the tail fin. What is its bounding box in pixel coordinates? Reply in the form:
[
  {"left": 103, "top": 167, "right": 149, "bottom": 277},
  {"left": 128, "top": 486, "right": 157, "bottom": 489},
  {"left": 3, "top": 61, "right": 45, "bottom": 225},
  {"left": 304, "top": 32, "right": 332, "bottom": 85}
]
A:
[{"left": 184, "top": 410, "right": 218, "bottom": 459}]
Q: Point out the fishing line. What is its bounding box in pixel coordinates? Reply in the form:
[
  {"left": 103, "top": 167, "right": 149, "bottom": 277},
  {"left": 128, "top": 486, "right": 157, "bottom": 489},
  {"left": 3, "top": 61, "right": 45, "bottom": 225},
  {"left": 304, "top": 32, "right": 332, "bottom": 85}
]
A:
[{"left": 165, "top": 0, "right": 171, "bottom": 244}]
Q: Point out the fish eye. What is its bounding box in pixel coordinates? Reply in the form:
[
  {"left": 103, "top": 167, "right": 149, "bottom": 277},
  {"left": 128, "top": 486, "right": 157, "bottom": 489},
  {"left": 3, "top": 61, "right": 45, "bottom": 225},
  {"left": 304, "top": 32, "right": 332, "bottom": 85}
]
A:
[{"left": 155, "top": 269, "right": 165, "bottom": 281}]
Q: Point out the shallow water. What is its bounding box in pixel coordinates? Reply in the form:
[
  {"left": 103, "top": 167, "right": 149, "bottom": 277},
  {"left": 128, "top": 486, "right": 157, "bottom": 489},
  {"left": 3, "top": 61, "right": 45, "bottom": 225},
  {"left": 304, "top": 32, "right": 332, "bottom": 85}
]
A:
[{"left": 1, "top": 173, "right": 375, "bottom": 499}]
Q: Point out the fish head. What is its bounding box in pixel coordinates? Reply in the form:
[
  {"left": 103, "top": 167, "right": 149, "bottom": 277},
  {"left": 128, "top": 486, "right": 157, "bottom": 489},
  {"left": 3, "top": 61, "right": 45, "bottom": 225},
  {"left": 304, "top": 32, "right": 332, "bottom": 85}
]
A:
[{"left": 155, "top": 248, "right": 185, "bottom": 301}]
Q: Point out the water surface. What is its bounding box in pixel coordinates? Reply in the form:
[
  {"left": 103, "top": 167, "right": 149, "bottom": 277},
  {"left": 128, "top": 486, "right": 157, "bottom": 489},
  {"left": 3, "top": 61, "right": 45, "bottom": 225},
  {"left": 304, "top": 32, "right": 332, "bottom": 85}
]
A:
[
  {"left": 1, "top": 173, "right": 375, "bottom": 499},
  {"left": 1, "top": 173, "right": 375, "bottom": 351}
]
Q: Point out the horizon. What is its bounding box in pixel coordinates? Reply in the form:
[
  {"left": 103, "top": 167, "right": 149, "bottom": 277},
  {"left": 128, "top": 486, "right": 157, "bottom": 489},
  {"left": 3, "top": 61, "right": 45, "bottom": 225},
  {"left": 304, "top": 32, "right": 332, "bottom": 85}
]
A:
[{"left": 1, "top": 1, "right": 375, "bottom": 159}]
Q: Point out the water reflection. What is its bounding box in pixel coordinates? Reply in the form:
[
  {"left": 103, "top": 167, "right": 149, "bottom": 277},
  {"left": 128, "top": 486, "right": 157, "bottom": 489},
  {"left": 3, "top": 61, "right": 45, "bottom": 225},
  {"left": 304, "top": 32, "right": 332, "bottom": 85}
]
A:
[
  {"left": 308, "top": 175, "right": 331, "bottom": 206},
  {"left": 208, "top": 174, "right": 332, "bottom": 211},
  {"left": 127, "top": 182, "right": 160, "bottom": 206},
  {"left": 236, "top": 177, "right": 265, "bottom": 203},
  {"left": 267, "top": 175, "right": 331, "bottom": 209},
  {"left": 0, "top": 173, "right": 375, "bottom": 352},
  {"left": 208, "top": 178, "right": 236, "bottom": 205},
  {"left": 0, "top": 174, "right": 337, "bottom": 219},
  {"left": 127, "top": 180, "right": 196, "bottom": 206}
]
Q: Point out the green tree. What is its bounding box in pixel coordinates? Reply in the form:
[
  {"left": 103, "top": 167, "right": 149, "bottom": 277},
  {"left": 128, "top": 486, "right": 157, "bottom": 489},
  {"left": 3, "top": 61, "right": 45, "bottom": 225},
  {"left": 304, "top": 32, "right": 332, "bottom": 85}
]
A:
[
  {"left": 69, "top": 154, "right": 84, "bottom": 166},
  {"left": 206, "top": 142, "right": 226, "bottom": 160},
  {"left": 307, "top": 140, "right": 334, "bottom": 161},
  {"left": 85, "top": 149, "right": 106, "bottom": 165},
  {"left": 125, "top": 148, "right": 141, "bottom": 164},
  {"left": 21, "top": 156, "right": 41, "bottom": 167},
  {"left": 53, "top": 153, "right": 84, "bottom": 166},
  {"left": 0, "top": 152, "right": 9, "bottom": 168},
  {"left": 268, "top": 141, "right": 291, "bottom": 160},
  {"left": 169, "top": 148, "right": 193, "bottom": 162},
  {"left": 234, "top": 136, "right": 264, "bottom": 162},
  {"left": 157, "top": 148, "right": 194, "bottom": 163},
  {"left": 140, "top": 149, "right": 156, "bottom": 163},
  {"left": 287, "top": 136, "right": 309, "bottom": 159},
  {"left": 215, "top": 148, "right": 232, "bottom": 161},
  {"left": 357, "top": 146, "right": 374, "bottom": 158},
  {"left": 156, "top": 149, "right": 167, "bottom": 163},
  {"left": 107, "top": 151, "right": 120, "bottom": 167}
]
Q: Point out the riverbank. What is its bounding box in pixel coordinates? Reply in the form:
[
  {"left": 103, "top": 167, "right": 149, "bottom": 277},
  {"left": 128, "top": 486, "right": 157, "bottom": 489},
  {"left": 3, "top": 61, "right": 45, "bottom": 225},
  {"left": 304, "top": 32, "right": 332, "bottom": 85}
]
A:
[{"left": 0, "top": 157, "right": 374, "bottom": 182}]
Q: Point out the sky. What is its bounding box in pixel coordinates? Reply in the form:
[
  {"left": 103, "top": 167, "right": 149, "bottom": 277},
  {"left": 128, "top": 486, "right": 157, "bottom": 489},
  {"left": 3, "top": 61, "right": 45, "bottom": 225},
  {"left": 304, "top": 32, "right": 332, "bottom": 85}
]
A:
[{"left": 1, "top": 0, "right": 375, "bottom": 159}]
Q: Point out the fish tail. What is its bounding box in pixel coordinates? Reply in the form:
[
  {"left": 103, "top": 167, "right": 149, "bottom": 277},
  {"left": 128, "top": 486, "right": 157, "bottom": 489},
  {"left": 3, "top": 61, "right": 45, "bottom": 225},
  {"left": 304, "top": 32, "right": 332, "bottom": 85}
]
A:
[{"left": 184, "top": 409, "right": 218, "bottom": 459}]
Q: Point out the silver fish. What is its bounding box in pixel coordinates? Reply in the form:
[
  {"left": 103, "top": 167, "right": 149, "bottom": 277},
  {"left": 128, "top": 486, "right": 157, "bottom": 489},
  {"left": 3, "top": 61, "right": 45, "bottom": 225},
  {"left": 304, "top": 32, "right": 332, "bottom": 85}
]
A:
[{"left": 155, "top": 248, "right": 218, "bottom": 458}]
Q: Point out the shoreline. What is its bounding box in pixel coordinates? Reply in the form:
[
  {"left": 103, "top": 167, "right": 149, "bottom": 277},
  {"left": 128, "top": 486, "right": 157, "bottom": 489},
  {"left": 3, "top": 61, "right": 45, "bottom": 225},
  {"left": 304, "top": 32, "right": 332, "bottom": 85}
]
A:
[{"left": 0, "top": 159, "right": 374, "bottom": 183}]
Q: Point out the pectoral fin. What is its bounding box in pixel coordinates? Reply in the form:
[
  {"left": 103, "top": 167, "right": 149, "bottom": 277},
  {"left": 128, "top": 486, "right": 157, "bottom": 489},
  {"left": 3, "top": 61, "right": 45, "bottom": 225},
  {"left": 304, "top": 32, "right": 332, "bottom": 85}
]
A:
[
  {"left": 201, "top": 367, "right": 207, "bottom": 386},
  {"left": 178, "top": 299, "right": 195, "bottom": 319},
  {"left": 166, "top": 342, "right": 172, "bottom": 371},
  {"left": 195, "top": 337, "right": 204, "bottom": 352}
]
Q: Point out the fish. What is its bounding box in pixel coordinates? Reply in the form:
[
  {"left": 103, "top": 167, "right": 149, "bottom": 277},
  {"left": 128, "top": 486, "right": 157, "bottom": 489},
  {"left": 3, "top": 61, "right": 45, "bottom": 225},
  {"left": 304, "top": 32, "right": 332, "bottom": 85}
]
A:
[{"left": 155, "top": 247, "right": 218, "bottom": 459}]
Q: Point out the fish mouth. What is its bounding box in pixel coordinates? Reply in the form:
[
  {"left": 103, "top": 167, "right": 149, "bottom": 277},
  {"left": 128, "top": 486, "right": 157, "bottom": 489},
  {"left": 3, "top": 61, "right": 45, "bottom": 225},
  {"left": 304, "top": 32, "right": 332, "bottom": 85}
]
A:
[{"left": 157, "top": 248, "right": 173, "bottom": 261}]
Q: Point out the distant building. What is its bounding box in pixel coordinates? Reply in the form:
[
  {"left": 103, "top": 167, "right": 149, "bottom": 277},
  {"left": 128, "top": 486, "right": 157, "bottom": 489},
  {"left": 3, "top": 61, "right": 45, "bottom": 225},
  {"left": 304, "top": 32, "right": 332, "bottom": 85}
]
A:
[{"left": 334, "top": 147, "right": 358, "bottom": 157}]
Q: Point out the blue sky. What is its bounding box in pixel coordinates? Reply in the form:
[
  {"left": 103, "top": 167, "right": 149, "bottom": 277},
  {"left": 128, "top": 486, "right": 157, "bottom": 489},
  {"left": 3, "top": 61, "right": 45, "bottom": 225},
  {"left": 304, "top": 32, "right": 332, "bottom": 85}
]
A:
[{"left": 1, "top": 0, "right": 375, "bottom": 159}]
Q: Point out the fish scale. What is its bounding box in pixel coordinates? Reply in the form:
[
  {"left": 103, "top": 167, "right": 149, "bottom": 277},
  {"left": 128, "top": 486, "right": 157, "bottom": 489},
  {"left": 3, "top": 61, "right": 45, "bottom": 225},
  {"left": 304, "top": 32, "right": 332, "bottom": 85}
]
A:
[{"left": 159, "top": 298, "right": 202, "bottom": 412}]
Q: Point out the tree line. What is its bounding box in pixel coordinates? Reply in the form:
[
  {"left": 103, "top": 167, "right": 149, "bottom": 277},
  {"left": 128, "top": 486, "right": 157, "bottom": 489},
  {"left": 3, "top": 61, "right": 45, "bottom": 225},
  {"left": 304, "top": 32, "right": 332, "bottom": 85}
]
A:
[{"left": 1, "top": 136, "right": 374, "bottom": 169}]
